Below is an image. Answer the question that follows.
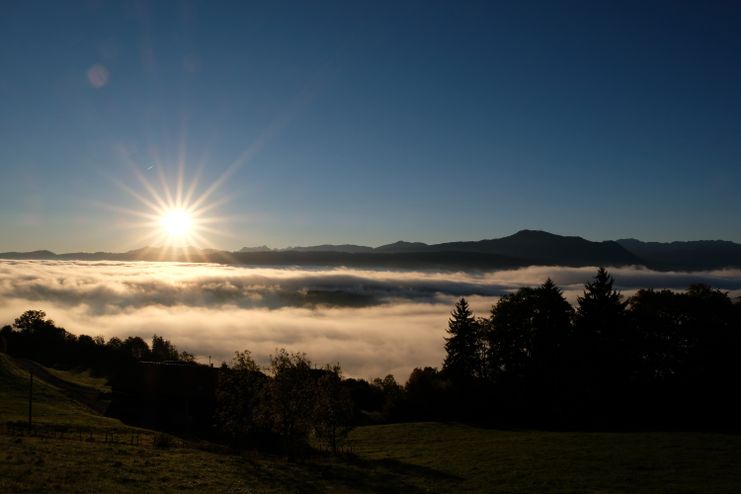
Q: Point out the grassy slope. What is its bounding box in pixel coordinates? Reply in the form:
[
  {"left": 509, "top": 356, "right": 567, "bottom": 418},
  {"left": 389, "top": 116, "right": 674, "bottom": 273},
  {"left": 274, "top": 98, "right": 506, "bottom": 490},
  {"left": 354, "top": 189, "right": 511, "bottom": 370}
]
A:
[
  {"left": 350, "top": 422, "right": 741, "bottom": 493},
  {"left": 45, "top": 367, "right": 111, "bottom": 393},
  {"left": 0, "top": 354, "right": 120, "bottom": 429},
  {"left": 0, "top": 354, "right": 432, "bottom": 493},
  {"left": 2, "top": 353, "right": 741, "bottom": 493}
]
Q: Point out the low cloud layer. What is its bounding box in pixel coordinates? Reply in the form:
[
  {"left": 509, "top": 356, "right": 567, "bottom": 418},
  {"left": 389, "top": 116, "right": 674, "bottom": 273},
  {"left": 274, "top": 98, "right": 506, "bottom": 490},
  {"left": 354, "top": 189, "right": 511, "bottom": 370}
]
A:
[{"left": 1, "top": 260, "right": 739, "bottom": 379}]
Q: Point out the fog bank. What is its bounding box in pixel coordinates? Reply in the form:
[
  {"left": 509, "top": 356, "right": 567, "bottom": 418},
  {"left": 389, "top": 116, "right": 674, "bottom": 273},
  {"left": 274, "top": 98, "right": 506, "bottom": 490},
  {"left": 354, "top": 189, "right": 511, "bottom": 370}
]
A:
[{"left": 1, "top": 260, "right": 739, "bottom": 379}]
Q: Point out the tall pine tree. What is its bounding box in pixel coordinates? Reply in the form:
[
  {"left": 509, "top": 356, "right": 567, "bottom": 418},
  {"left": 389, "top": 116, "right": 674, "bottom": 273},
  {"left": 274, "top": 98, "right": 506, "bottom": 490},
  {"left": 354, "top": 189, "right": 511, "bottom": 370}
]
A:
[
  {"left": 443, "top": 298, "right": 483, "bottom": 383},
  {"left": 572, "top": 267, "right": 630, "bottom": 421}
]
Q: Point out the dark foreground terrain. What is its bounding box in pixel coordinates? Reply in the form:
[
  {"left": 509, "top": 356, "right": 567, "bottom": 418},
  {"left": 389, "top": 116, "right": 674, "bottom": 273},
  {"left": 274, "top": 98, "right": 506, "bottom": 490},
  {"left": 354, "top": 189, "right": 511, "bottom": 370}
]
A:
[{"left": 2, "top": 354, "right": 741, "bottom": 493}]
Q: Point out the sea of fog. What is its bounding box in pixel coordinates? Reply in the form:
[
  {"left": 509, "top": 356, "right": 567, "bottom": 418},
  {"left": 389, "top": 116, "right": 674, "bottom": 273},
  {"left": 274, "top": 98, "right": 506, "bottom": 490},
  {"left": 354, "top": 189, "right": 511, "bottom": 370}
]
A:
[{"left": 1, "top": 260, "right": 740, "bottom": 380}]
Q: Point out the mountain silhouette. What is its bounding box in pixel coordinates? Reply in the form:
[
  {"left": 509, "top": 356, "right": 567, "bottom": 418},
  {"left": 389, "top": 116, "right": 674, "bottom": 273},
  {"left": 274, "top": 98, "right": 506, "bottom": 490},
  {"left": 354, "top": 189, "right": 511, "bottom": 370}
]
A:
[
  {"left": 281, "top": 244, "right": 375, "bottom": 254},
  {"left": 617, "top": 238, "right": 741, "bottom": 270},
  {"left": 4, "top": 230, "right": 741, "bottom": 271},
  {"left": 423, "top": 230, "right": 640, "bottom": 266},
  {"left": 375, "top": 241, "right": 431, "bottom": 253},
  {"left": 252, "top": 230, "right": 640, "bottom": 266}
]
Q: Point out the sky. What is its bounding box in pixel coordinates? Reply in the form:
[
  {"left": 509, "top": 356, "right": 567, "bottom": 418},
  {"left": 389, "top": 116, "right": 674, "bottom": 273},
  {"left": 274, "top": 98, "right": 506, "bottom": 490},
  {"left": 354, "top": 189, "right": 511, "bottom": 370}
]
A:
[{"left": 1, "top": 0, "right": 740, "bottom": 252}]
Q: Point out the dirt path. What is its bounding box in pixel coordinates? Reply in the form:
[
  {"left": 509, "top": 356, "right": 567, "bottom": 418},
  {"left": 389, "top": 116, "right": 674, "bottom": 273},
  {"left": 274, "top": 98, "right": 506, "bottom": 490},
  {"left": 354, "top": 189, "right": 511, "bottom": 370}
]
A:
[{"left": 13, "top": 358, "right": 110, "bottom": 415}]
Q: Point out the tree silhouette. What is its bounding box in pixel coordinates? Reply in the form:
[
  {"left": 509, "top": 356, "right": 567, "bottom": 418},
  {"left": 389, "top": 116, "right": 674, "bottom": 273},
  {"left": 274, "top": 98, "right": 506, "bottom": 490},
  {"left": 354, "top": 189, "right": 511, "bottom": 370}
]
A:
[
  {"left": 215, "top": 350, "right": 267, "bottom": 447},
  {"left": 11, "top": 309, "right": 70, "bottom": 365},
  {"left": 485, "top": 279, "right": 572, "bottom": 419},
  {"left": 575, "top": 268, "right": 626, "bottom": 331},
  {"left": 571, "top": 267, "right": 631, "bottom": 421},
  {"left": 313, "top": 364, "right": 354, "bottom": 454},
  {"left": 260, "top": 350, "right": 317, "bottom": 455},
  {"left": 151, "top": 334, "right": 180, "bottom": 361},
  {"left": 13, "top": 310, "right": 53, "bottom": 333},
  {"left": 405, "top": 367, "right": 450, "bottom": 420},
  {"left": 122, "top": 336, "right": 150, "bottom": 360},
  {"left": 0, "top": 326, "right": 8, "bottom": 353},
  {"left": 443, "top": 298, "right": 484, "bottom": 383}
]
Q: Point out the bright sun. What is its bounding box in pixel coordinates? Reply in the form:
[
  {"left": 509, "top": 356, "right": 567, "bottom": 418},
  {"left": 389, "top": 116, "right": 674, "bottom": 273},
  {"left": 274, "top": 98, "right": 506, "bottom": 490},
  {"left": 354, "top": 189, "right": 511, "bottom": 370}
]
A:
[
  {"left": 161, "top": 209, "right": 193, "bottom": 237},
  {"left": 112, "top": 160, "right": 233, "bottom": 258}
]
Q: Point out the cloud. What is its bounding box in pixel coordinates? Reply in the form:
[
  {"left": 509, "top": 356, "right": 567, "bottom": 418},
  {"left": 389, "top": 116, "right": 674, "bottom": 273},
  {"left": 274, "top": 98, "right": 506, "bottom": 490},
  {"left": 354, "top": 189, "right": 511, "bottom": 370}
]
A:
[
  {"left": 1, "top": 260, "right": 739, "bottom": 380},
  {"left": 0, "top": 260, "right": 508, "bottom": 313}
]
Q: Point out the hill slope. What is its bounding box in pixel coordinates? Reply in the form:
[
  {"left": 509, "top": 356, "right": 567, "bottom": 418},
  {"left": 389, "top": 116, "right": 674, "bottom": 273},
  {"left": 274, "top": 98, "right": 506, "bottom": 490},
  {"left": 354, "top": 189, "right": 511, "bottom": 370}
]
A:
[{"left": 0, "top": 354, "right": 122, "bottom": 429}]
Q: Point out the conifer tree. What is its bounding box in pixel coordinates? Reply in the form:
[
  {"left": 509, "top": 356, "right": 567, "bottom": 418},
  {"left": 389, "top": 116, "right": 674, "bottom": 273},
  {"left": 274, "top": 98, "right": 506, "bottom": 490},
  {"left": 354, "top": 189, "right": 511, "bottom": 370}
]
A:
[
  {"left": 573, "top": 267, "right": 631, "bottom": 416},
  {"left": 443, "top": 298, "right": 483, "bottom": 382},
  {"left": 576, "top": 267, "right": 627, "bottom": 332}
]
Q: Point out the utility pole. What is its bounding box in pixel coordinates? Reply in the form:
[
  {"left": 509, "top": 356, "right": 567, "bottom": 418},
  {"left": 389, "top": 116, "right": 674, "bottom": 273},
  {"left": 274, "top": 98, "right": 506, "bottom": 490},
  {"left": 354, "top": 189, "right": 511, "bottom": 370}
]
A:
[{"left": 28, "top": 368, "right": 33, "bottom": 432}]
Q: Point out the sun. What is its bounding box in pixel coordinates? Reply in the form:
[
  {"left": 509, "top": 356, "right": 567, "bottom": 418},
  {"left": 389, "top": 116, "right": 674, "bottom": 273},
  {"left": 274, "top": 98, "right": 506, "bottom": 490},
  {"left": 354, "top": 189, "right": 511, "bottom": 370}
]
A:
[
  {"left": 107, "top": 162, "right": 236, "bottom": 258},
  {"left": 161, "top": 209, "right": 193, "bottom": 238}
]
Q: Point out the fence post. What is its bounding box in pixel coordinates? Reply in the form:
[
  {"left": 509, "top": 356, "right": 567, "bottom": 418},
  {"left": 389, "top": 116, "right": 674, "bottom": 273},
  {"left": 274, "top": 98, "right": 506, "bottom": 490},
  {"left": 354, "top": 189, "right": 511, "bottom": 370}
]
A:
[{"left": 28, "top": 368, "right": 33, "bottom": 433}]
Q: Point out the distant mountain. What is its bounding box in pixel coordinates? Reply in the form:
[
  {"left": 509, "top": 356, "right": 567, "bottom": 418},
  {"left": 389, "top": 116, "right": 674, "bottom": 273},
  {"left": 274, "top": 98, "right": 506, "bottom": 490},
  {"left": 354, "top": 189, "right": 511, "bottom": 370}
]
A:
[
  {"left": 0, "top": 249, "right": 58, "bottom": 260},
  {"left": 282, "top": 244, "right": 375, "bottom": 254},
  {"left": 271, "top": 230, "right": 639, "bottom": 266},
  {"left": 4, "top": 231, "right": 741, "bottom": 271},
  {"left": 617, "top": 238, "right": 741, "bottom": 270},
  {"left": 228, "top": 250, "right": 527, "bottom": 270},
  {"left": 375, "top": 241, "right": 430, "bottom": 253},
  {"left": 425, "top": 230, "right": 640, "bottom": 266},
  {"left": 239, "top": 245, "right": 272, "bottom": 253}
]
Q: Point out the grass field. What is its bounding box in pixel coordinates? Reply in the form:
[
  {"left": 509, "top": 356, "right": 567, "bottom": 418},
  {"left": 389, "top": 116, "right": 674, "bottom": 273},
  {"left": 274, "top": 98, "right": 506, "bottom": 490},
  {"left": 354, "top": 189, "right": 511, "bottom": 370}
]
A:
[
  {"left": 2, "top": 353, "right": 741, "bottom": 493},
  {"left": 350, "top": 422, "right": 741, "bottom": 493},
  {"left": 0, "top": 354, "right": 121, "bottom": 429}
]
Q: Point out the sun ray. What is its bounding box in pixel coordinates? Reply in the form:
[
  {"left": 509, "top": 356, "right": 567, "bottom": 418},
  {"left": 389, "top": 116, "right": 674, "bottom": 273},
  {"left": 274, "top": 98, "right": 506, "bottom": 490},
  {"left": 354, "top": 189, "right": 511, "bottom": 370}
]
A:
[
  {"left": 157, "top": 166, "right": 175, "bottom": 207},
  {"left": 108, "top": 157, "right": 234, "bottom": 254},
  {"left": 183, "top": 166, "right": 203, "bottom": 206},
  {"left": 131, "top": 169, "right": 170, "bottom": 212}
]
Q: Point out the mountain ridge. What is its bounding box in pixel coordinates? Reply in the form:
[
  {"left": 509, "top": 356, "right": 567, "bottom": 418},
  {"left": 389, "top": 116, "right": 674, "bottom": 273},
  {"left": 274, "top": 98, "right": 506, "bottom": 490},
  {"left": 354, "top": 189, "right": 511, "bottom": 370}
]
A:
[{"left": 3, "top": 230, "right": 741, "bottom": 271}]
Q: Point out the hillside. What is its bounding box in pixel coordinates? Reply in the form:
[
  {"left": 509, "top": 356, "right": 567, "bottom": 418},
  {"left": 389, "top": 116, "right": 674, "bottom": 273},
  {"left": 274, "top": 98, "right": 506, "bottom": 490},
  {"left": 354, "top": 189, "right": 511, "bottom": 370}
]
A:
[
  {"left": 0, "top": 354, "right": 121, "bottom": 429},
  {"left": 2, "top": 355, "right": 741, "bottom": 493}
]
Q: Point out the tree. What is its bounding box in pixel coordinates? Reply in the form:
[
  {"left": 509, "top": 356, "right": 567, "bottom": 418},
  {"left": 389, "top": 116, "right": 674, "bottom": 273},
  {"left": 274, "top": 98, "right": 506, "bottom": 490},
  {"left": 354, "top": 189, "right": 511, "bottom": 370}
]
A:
[
  {"left": 571, "top": 267, "right": 631, "bottom": 421},
  {"left": 405, "top": 367, "right": 451, "bottom": 420},
  {"left": 313, "top": 364, "right": 354, "bottom": 454},
  {"left": 443, "top": 298, "right": 484, "bottom": 383},
  {"left": 214, "top": 350, "right": 267, "bottom": 447},
  {"left": 122, "top": 336, "right": 150, "bottom": 360},
  {"left": 13, "top": 310, "right": 54, "bottom": 333},
  {"left": 485, "top": 279, "right": 573, "bottom": 419},
  {"left": 371, "top": 374, "right": 404, "bottom": 419},
  {"left": 0, "top": 326, "right": 8, "bottom": 353},
  {"left": 575, "top": 268, "right": 627, "bottom": 335},
  {"left": 151, "top": 334, "right": 179, "bottom": 361},
  {"left": 260, "top": 349, "right": 317, "bottom": 454},
  {"left": 11, "top": 310, "right": 70, "bottom": 365},
  {"left": 628, "top": 289, "right": 688, "bottom": 385}
]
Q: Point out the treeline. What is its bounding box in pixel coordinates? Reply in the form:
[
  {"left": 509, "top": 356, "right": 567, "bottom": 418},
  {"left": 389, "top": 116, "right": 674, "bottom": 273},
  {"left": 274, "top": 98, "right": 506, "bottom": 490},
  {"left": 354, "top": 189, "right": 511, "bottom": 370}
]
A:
[
  {"left": 426, "top": 268, "right": 741, "bottom": 427},
  {"left": 0, "top": 310, "right": 193, "bottom": 374}
]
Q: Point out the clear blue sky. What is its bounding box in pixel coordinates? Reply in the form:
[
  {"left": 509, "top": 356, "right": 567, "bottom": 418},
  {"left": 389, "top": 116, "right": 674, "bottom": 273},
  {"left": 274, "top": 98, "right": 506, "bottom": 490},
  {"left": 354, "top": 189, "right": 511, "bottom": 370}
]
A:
[{"left": 1, "top": 0, "right": 740, "bottom": 251}]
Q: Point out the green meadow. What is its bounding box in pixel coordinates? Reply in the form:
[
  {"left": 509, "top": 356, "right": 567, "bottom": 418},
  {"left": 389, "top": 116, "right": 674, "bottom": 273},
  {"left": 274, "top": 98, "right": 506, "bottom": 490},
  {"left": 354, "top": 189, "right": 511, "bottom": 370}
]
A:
[{"left": 2, "top": 353, "right": 741, "bottom": 493}]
